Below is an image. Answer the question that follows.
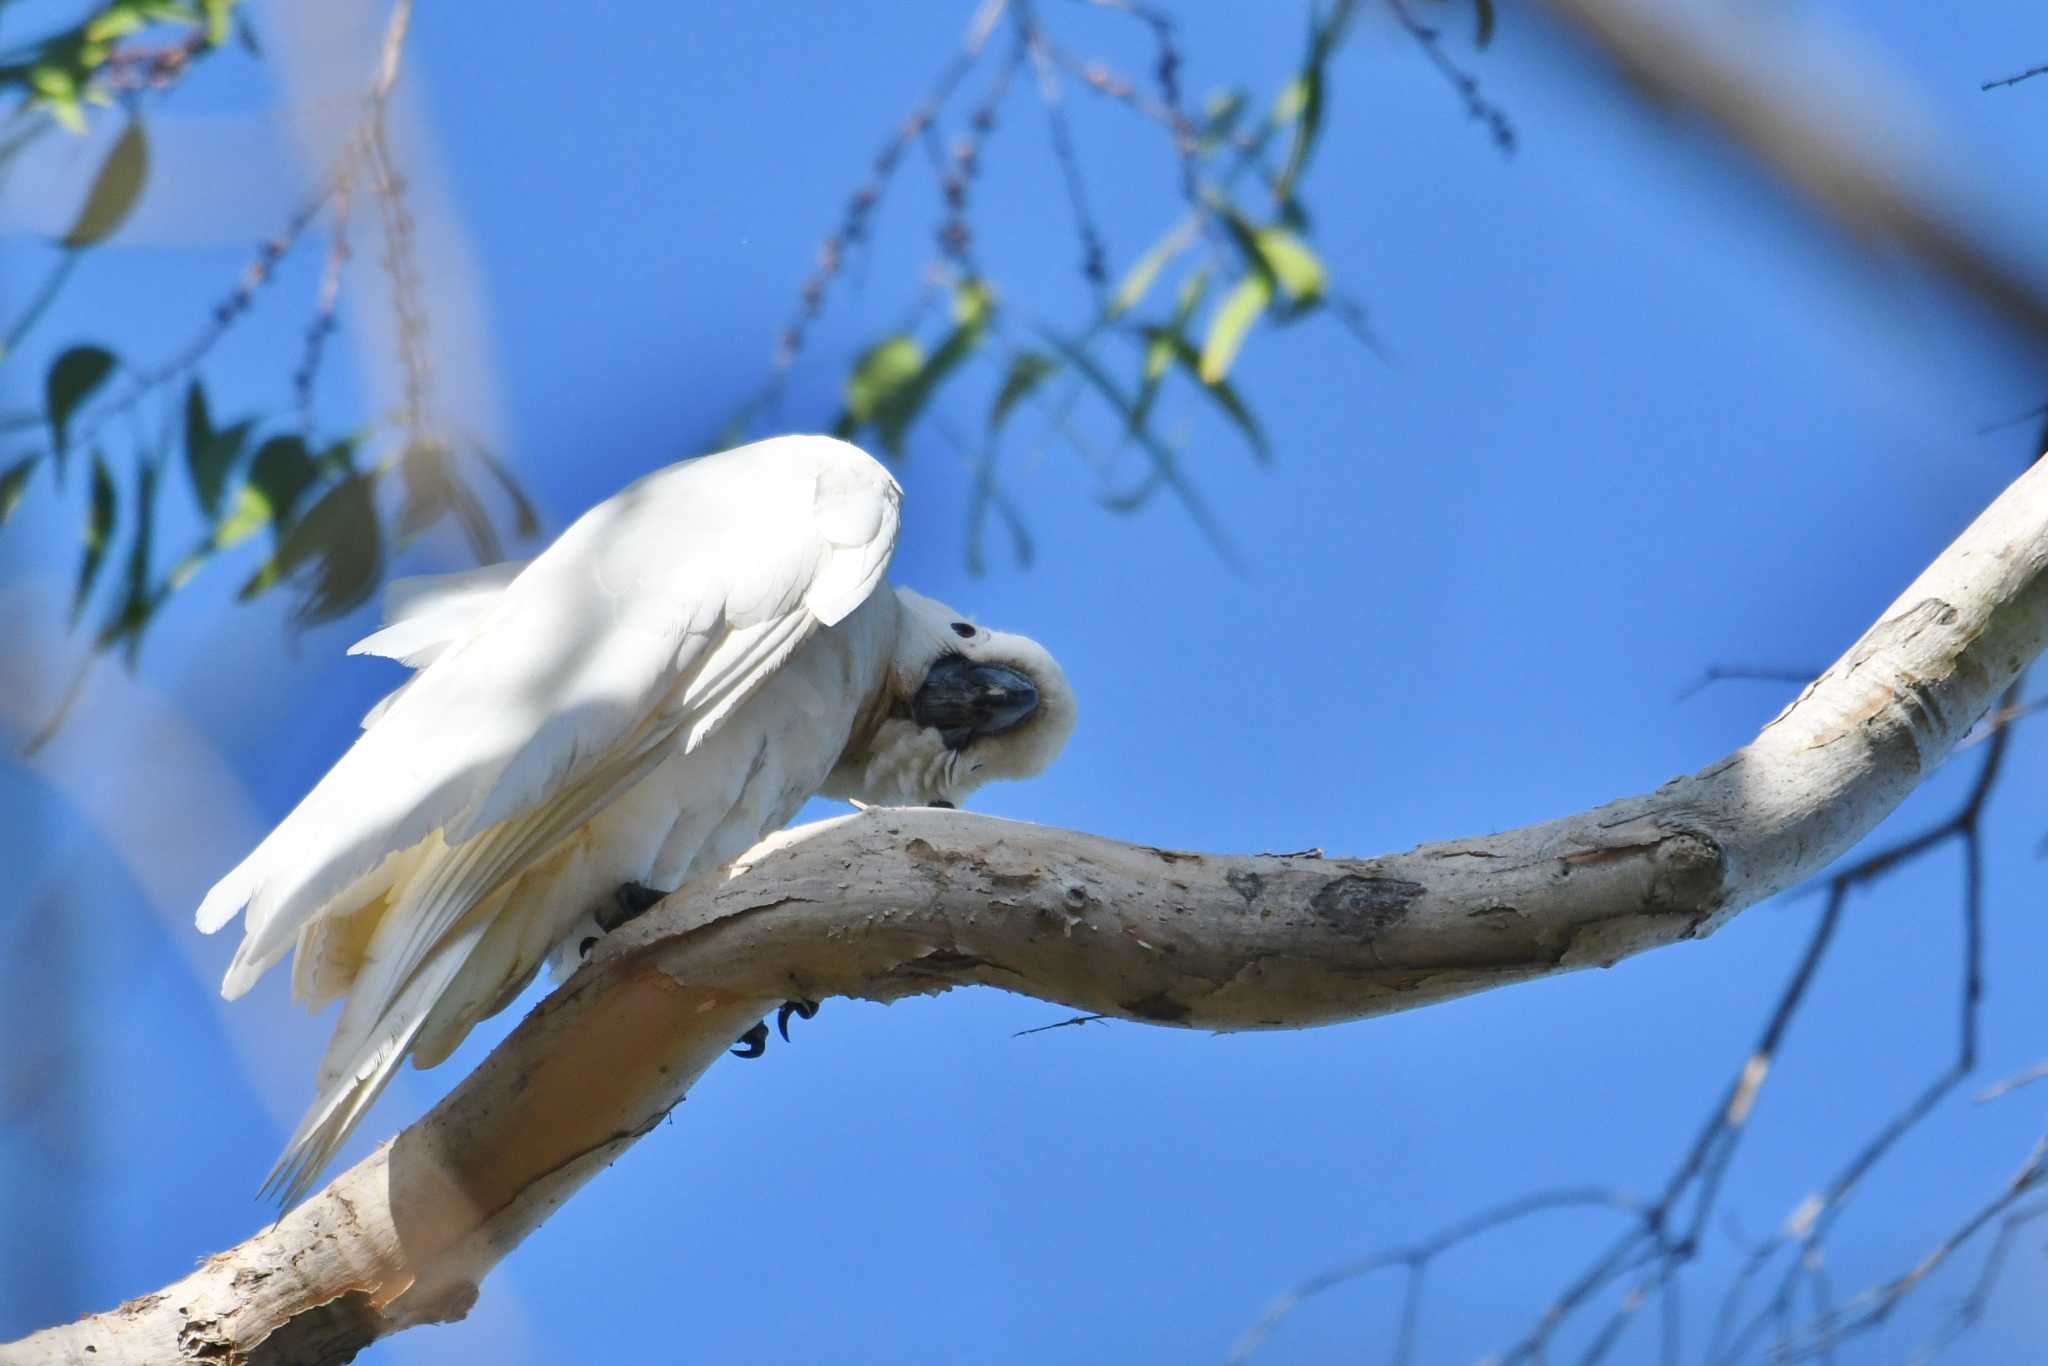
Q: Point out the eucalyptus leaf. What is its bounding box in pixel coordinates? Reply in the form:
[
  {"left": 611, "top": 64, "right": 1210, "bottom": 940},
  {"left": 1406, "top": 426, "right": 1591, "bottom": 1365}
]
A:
[
  {"left": 1253, "top": 227, "right": 1327, "bottom": 307},
  {"left": 239, "top": 473, "right": 383, "bottom": 624},
  {"left": 989, "top": 351, "right": 1058, "bottom": 432},
  {"left": 73, "top": 451, "right": 116, "bottom": 622},
  {"left": 215, "top": 435, "right": 314, "bottom": 549},
  {"left": 45, "top": 344, "right": 116, "bottom": 473},
  {"left": 99, "top": 458, "right": 159, "bottom": 665},
  {"left": 60, "top": 117, "right": 148, "bottom": 247},
  {"left": 0, "top": 457, "right": 37, "bottom": 528},
  {"left": 1168, "top": 338, "right": 1270, "bottom": 463},
  {"left": 1110, "top": 224, "right": 1189, "bottom": 320},
  {"left": 838, "top": 335, "right": 925, "bottom": 437},
  {"left": 183, "top": 381, "right": 251, "bottom": 518},
  {"left": 1199, "top": 275, "right": 1271, "bottom": 384}
]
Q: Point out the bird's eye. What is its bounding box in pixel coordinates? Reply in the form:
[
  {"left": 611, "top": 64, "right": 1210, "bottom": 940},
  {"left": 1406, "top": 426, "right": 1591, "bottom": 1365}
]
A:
[{"left": 949, "top": 621, "right": 975, "bottom": 639}]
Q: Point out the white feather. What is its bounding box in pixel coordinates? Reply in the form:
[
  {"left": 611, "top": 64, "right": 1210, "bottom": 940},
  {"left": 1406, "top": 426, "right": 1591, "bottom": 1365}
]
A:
[{"left": 198, "top": 435, "right": 904, "bottom": 1203}]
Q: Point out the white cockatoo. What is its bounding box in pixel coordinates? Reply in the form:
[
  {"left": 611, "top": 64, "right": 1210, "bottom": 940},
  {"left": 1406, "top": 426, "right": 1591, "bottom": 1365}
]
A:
[{"left": 197, "top": 435, "right": 1075, "bottom": 1204}]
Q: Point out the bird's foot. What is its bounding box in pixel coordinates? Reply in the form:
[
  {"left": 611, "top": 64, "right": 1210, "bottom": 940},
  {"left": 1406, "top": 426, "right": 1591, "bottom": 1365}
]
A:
[
  {"left": 778, "top": 998, "right": 820, "bottom": 1041},
  {"left": 596, "top": 880, "right": 666, "bottom": 934},
  {"left": 730, "top": 999, "right": 822, "bottom": 1059}
]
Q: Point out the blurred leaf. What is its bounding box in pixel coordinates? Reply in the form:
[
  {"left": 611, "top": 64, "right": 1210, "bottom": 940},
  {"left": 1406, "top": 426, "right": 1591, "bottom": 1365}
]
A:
[
  {"left": 1253, "top": 226, "right": 1327, "bottom": 306},
  {"left": 1210, "top": 196, "right": 1270, "bottom": 281},
  {"left": 182, "top": 380, "right": 250, "bottom": 518},
  {"left": 1199, "top": 275, "right": 1271, "bottom": 383},
  {"left": 0, "top": 457, "right": 37, "bottom": 528},
  {"left": 1173, "top": 269, "right": 1211, "bottom": 329},
  {"left": 215, "top": 434, "right": 313, "bottom": 549},
  {"left": 1475, "top": 0, "right": 1496, "bottom": 48},
  {"left": 98, "top": 458, "right": 158, "bottom": 665},
  {"left": 60, "top": 117, "right": 148, "bottom": 247},
  {"left": 1110, "top": 224, "right": 1189, "bottom": 320},
  {"left": 837, "top": 335, "right": 925, "bottom": 439},
  {"left": 989, "top": 351, "right": 1057, "bottom": 432},
  {"left": 1200, "top": 88, "right": 1248, "bottom": 147},
  {"left": 1211, "top": 199, "right": 1323, "bottom": 317},
  {"left": 29, "top": 62, "right": 88, "bottom": 135},
  {"left": 45, "top": 344, "right": 116, "bottom": 474},
  {"left": 841, "top": 281, "right": 992, "bottom": 456},
  {"left": 1130, "top": 327, "right": 1176, "bottom": 437},
  {"left": 1275, "top": 10, "right": 1339, "bottom": 205},
  {"left": 953, "top": 277, "right": 994, "bottom": 329},
  {"left": 84, "top": 8, "right": 149, "bottom": 43},
  {"left": 239, "top": 473, "right": 383, "bottom": 624},
  {"left": 1273, "top": 74, "right": 1310, "bottom": 125},
  {"left": 204, "top": 0, "right": 237, "bottom": 45},
  {"left": 1040, "top": 329, "right": 1243, "bottom": 572},
  {"left": 1141, "top": 330, "right": 1175, "bottom": 385},
  {"left": 312, "top": 436, "right": 358, "bottom": 478},
  {"left": 1168, "top": 337, "right": 1270, "bottom": 462},
  {"left": 72, "top": 452, "right": 116, "bottom": 622},
  {"left": 474, "top": 445, "right": 540, "bottom": 539}
]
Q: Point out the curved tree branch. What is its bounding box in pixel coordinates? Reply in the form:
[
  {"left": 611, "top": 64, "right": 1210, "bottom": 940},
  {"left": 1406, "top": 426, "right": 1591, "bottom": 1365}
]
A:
[{"left": 9, "top": 456, "right": 2048, "bottom": 1365}]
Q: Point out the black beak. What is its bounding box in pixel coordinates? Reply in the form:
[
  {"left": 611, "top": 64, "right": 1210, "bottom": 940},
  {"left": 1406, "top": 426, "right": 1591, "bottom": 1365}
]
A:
[{"left": 912, "top": 658, "right": 1040, "bottom": 751}]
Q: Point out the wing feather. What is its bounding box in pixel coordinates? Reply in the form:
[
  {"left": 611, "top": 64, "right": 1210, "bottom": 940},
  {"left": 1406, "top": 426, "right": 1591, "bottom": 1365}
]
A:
[{"left": 198, "top": 435, "right": 901, "bottom": 994}]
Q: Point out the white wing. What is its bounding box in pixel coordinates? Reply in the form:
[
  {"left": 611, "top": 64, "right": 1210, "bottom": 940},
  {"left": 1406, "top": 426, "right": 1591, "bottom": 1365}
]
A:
[
  {"left": 197, "top": 435, "right": 898, "bottom": 1197},
  {"left": 351, "top": 559, "right": 531, "bottom": 727}
]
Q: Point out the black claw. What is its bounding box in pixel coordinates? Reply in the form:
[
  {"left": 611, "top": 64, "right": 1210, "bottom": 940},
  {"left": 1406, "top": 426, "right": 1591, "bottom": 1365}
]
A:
[
  {"left": 731, "top": 1021, "right": 770, "bottom": 1059},
  {"left": 578, "top": 936, "right": 598, "bottom": 958},
  {"left": 777, "top": 998, "right": 820, "bottom": 1042},
  {"left": 598, "top": 881, "right": 666, "bottom": 933}
]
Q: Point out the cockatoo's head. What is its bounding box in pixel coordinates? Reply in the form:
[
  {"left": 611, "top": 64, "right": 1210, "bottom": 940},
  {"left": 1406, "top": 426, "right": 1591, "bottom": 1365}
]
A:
[{"left": 825, "top": 587, "right": 1076, "bottom": 809}]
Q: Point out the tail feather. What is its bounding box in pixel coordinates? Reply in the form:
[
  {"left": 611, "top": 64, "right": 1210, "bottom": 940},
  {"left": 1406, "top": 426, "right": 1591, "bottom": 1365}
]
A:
[{"left": 262, "top": 895, "right": 498, "bottom": 1207}]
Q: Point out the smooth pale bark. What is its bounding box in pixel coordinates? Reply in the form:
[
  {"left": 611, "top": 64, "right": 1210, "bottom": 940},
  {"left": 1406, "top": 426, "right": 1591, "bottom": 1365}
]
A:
[{"left": 10, "top": 459, "right": 2047, "bottom": 1366}]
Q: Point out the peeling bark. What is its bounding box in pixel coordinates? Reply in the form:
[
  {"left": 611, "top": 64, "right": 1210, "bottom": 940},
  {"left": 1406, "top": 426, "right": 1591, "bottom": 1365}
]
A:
[{"left": 8, "top": 458, "right": 2048, "bottom": 1364}]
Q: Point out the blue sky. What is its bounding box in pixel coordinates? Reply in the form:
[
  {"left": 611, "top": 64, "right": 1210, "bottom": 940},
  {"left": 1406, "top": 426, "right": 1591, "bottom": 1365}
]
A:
[{"left": 6, "top": 2, "right": 2048, "bottom": 1361}]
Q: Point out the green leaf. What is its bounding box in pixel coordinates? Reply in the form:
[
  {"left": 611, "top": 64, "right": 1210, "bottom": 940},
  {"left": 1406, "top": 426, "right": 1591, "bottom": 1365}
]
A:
[
  {"left": 73, "top": 451, "right": 117, "bottom": 621},
  {"left": 97, "top": 458, "right": 159, "bottom": 665},
  {"left": 1252, "top": 227, "right": 1327, "bottom": 305},
  {"left": 1039, "top": 329, "right": 1243, "bottom": 572},
  {"left": 215, "top": 434, "right": 313, "bottom": 549},
  {"left": 842, "top": 285, "right": 992, "bottom": 456},
  {"left": 84, "top": 8, "right": 150, "bottom": 44},
  {"left": 61, "top": 117, "right": 148, "bottom": 248},
  {"left": 1128, "top": 327, "right": 1177, "bottom": 437},
  {"left": 1109, "top": 224, "right": 1189, "bottom": 320},
  {"left": 1142, "top": 329, "right": 1175, "bottom": 385},
  {"left": 1168, "top": 337, "right": 1270, "bottom": 463},
  {"left": 1172, "top": 269, "right": 1211, "bottom": 329},
  {"left": 1201, "top": 89, "right": 1248, "bottom": 147},
  {"left": 182, "top": 381, "right": 250, "bottom": 517},
  {"left": 1210, "top": 199, "right": 1324, "bottom": 315},
  {"left": 1199, "top": 275, "right": 1271, "bottom": 383},
  {"left": 1273, "top": 74, "right": 1310, "bottom": 125},
  {"left": 989, "top": 351, "right": 1057, "bottom": 431},
  {"left": 203, "top": 0, "right": 237, "bottom": 46},
  {"left": 239, "top": 473, "right": 383, "bottom": 624},
  {"left": 1275, "top": 12, "right": 1339, "bottom": 205},
  {"left": 0, "top": 456, "right": 37, "bottom": 528},
  {"left": 45, "top": 344, "right": 116, "bottom": 474},
  {"left": 840, "top": 335, "right": 925, "bottom": 431},
  {"left": 953, "top": 277, "right": 994, "bottom": 329}
]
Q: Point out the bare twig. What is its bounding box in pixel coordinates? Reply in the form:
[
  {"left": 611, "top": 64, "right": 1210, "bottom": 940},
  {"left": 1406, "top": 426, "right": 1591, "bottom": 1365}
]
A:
[
  {"left": 1982, "top": 62, "right": 2048, "bottom": 93},
  {"left": 1384, "top": 0, "right": 1516, "bottom": 153}
]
